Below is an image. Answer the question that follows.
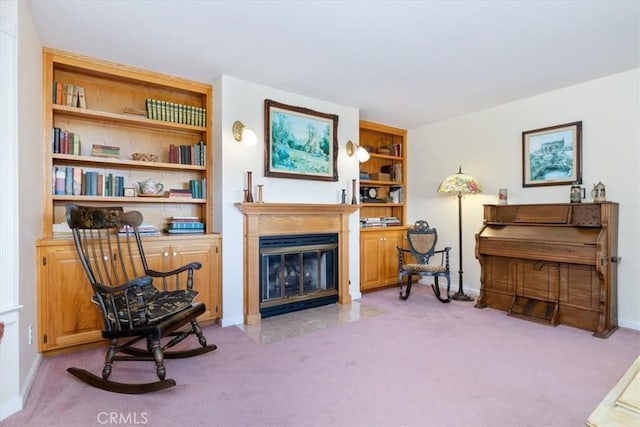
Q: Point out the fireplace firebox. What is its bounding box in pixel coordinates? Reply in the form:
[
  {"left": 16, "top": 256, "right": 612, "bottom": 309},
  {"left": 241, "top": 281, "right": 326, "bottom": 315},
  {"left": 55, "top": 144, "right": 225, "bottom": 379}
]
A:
[{"left": 260, "top": 233, "right": 339, "bottom": 318}]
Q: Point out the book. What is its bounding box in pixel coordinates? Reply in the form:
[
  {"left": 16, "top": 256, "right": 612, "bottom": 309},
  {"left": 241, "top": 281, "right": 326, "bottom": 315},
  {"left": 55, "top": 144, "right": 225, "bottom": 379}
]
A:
[
  {"left": 170, "top": 216, "right": 200, "bottom": 222},
  {"left": 123, "top": 107, "right": 146, "bottom": 117},
  {"left": 72, "top": 167, "right": 82, "bottom": 195},
  {"left": 52, "top": 128, "right": 60, "bottom": 153},
  {"left": 166, "top": 228, "right": 205, "bottom": 234},
  {"left": 73, "top": 133, "right": 81, "bottom": 155},
  {"left": 167, "top": 222, "right": 204, "bottom": 230},
  {"left": 71, "top": 86, "right": 79, "bottom": 108},
  {"left": 55, "top": 82, "right": 63, "bottom": 105},
  {"left": 77, "top": 87, "right": 87, "bottom": 109},
  {"left": 65, "top": 84, "right": 74, "bottom": 107},
  {"left": 54, "top": 167, "right": 65, "bottom": 195},
  {"left": 84, "top": 171, "right": 98, "bottom": 196},
  {"left": 64, "top": 167, "right": 73, "bottom": 195}
]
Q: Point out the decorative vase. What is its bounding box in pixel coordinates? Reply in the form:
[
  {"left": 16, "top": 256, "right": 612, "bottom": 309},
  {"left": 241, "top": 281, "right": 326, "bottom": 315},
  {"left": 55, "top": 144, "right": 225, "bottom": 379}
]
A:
[
  {"left": 245, "top": 171, "right": 254, "bottom": 203},
  {"left": 351, "top": 179, "right": 358, "bottom": 204}
]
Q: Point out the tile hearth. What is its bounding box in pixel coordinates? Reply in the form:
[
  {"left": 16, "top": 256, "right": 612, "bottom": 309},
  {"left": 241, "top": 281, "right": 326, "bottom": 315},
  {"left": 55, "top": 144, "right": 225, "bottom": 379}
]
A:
[{"left": 237, "top": 301, "right": 384, "bottom": 344}]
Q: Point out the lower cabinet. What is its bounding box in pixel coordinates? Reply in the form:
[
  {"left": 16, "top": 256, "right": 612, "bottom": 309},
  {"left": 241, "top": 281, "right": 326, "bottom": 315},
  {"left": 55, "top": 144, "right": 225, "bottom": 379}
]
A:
[
  {"left": 360, "top": 228, "right": 406, "bottom": 292},
  {"left": 37, "top": 234, "right": 222, "bottom": 355}
]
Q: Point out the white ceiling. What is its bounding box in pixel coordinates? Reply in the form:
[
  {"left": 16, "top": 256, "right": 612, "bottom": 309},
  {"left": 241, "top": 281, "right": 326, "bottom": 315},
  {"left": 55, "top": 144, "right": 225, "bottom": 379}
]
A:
[{"left": 27, "top": 0, "right": 639, "bottom": 129}]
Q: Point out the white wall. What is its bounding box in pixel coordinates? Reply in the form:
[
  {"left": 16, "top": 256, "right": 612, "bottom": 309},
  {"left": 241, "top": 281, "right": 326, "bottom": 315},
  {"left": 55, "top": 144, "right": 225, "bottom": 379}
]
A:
[
  {"left": 17, "top": 0, "right": 43, "bottom": 401},
  {"left": 217, "top": 76, "right": 361, "bottom": 326},
  {"left": 0, "top": 0, "right": 42, "bottom": 421},
  {"left": 407, "top": 69, "right": 640, "bottom": 329}
]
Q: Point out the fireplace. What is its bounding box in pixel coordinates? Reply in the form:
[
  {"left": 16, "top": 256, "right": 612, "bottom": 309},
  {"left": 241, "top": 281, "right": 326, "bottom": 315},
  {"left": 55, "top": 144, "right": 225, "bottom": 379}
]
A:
[
  {"left": 235, "top": 202, "right": 359, "bottom": 325},
  {"left": 260, "top": 233, "right": 338, "bottom": 318}
]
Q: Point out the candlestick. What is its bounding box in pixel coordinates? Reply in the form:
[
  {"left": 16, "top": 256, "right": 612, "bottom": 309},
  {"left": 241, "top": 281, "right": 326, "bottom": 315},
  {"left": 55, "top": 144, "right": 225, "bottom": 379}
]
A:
[{"left": 257, "top": 185, "right": 264, "bottom": 203}]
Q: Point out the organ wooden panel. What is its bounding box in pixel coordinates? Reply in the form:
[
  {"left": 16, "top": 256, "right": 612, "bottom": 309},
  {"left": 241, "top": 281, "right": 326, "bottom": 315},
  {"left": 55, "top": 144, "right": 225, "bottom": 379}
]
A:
[{"left": 475, "top": 202, "right": 619, "bottom": 338}]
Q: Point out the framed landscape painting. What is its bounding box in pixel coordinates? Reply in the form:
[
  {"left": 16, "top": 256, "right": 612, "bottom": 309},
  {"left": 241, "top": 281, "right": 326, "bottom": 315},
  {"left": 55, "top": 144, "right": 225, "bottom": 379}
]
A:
[
  {"left": 264, "top": 99, "right": 339, "bottom": 181},
  {"left": 522, "top": 121, "right": 582, "bottom": 187}
]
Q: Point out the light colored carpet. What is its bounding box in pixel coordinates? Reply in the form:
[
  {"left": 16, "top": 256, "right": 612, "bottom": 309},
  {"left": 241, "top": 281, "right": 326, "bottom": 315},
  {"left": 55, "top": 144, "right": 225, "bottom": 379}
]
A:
[{"left": 5, "top": 285, "right": 640, "bottom": 427}]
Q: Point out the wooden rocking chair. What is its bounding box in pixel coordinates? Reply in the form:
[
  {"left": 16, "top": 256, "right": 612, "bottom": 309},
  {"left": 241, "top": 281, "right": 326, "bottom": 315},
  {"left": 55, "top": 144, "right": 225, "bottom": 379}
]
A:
[{"left": 65, "top": 204, "right": 216, "bottom": 394}]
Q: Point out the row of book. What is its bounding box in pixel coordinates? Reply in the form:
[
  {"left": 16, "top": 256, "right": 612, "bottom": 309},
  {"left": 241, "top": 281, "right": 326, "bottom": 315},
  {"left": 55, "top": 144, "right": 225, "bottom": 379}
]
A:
[
  {"left": 52, "top": 82, "right": 87, "bottom": 109},
  {"left": 52, "top": 128, "right": 81, "bottom": 155},
  {"left": 189, "top": 178, "right": 206, "bottom": 199},
  {"left": 165, "top": 216, "right": 204, "bottom": 234},
  {"left": 53, "top": 167, "right": 125, "bottom": 197},
  {"left": 360, "top": 217, "right": 402, "bottom": 228},
  {"left": 145, "top": 99, "right": 206, "bottom": 127},
  {"left": 169, "top": 142, "right": 205, "bottom": 166}
]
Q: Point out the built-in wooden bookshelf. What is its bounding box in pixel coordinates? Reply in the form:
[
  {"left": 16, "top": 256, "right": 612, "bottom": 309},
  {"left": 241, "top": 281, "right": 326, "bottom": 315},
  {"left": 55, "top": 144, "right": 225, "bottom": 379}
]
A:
[
  {"left": 42, "top": 48, "right": 213, "bottom": 237},
  {"left": 38, "top": 48, "right": 220, "bottom": 355},
  {"left": 358, "top": 120, "right": 408, "bottom": 292}
]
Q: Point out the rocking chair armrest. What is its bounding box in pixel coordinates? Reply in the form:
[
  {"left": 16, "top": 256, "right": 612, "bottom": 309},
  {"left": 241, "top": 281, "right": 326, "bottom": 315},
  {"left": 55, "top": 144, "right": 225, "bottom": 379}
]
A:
[
  {"left": 434, "top": 247, "right": 452, "bottom": 254},
  {"left": 94, "top": 276, "right": 153, "bottom": 295},
  {"left": 145, "top": 261, "right": 202, "bottom": 278}
]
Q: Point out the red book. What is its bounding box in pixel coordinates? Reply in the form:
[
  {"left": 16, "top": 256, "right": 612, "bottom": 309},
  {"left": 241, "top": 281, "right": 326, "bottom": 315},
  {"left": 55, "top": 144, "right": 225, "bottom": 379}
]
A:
[{"left": 56, "top": 82, "right": 63, "bottom": 105}]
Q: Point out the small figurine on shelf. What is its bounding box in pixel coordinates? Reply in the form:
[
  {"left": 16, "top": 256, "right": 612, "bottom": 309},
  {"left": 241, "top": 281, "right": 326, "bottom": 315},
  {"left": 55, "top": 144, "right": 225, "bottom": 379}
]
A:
[{"left": 591, "top": 181, "right": 606, "bottom": 202}]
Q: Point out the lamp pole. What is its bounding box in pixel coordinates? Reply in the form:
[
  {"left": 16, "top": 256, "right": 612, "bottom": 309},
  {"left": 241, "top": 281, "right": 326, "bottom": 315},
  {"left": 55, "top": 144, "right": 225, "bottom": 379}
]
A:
[{"left": 452, "top": 191, "right": 473, "bottom": 301}]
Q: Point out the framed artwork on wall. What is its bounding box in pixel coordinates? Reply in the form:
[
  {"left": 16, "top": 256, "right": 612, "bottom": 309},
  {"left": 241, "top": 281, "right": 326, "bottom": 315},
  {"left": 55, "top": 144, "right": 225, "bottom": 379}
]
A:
[
  {"left": 522, "top": 121, "right": 582, "bottom": 187},
  {"left": 264, "top": 99, "right": 339, "bottom": 182}
]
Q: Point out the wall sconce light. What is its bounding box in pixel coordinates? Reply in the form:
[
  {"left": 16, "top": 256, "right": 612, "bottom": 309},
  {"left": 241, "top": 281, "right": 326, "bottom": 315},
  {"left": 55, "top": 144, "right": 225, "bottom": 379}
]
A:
[
  {"left": 232, "top": 121, "right": 258, "bottom": 146},
  {"left": 345, "top": 140, "right": 370, "bottom": 162}
]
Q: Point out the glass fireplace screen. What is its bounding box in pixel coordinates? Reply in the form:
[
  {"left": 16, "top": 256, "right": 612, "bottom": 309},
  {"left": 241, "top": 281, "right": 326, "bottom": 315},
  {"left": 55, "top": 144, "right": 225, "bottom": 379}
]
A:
[{"left": 259, "top": 234, "right": 338, "bottom": 315}]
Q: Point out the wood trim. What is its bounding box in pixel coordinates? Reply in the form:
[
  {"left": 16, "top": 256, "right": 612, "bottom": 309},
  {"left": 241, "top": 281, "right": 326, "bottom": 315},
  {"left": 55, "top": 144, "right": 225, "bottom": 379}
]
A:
[{"left": 235, "top": 203, "right": 359, "bottom": 325}]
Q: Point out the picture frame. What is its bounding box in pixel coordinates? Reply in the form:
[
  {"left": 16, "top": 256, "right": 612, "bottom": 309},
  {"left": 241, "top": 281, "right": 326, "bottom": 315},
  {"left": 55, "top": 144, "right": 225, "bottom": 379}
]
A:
[
  {"left": 123, "top": 187, "right": 136, "bottom": 197},
  {"left": 264, "top": 99, "right": 339, "bottom": 181},
  {"left": 522, "top": 121, "right": 582, "bottom": 187}
]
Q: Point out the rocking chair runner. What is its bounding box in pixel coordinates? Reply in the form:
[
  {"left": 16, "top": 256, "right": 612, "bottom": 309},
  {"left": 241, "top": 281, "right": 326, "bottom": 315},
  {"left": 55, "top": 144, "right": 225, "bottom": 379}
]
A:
[
  {"left": 65, "top": 204, "right": 216, "bottom": 394},
  {"left": 397, "top": 220, "right": 452, "bottom": 303}
]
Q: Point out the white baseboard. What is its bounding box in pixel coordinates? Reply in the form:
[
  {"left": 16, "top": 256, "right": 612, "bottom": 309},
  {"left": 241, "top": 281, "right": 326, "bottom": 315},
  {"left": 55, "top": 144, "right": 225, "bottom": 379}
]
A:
[
  {"left": 619, "top": 318, "right": 640, "bottom": 331},
  {"left": 20, "top": 352, "right": 41, "bottom": 406}
]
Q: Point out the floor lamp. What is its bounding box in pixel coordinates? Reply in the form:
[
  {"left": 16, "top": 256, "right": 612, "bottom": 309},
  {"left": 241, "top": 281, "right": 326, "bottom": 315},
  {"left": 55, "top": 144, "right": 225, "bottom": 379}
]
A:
[{"left": 437, "top": 166, "right": 482, "bottom": 301}]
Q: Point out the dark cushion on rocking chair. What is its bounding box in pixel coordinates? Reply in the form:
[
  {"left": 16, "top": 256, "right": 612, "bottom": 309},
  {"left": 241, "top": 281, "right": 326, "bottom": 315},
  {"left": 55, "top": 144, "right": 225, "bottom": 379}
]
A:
[
  {"left": 96, "top": 277, "right": 198, "bottom": 326},
  {"left": 401, "top": 263, "right": 447, "bottom": 273}
]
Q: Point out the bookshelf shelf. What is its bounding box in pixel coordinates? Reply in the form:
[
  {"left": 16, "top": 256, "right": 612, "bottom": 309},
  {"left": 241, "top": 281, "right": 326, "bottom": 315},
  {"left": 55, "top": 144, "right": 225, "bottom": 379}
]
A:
[
  {"left": 51, "top": 195, "right": 207, "bottom": 204},
  {"left": 52, "top": 154, "right": 206, "bottom": 171},
  {"left": 360, "top": 179, "right": 403, "bottom": 186},
  {"left": 53, "top": 104, "right": 206, "bottom": 133}
]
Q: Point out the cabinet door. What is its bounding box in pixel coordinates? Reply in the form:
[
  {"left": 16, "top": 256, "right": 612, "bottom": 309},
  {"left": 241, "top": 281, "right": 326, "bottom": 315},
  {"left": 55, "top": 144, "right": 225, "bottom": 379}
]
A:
[
  {"left": 170, "top": 240, "right": 219, "bottom": 321},
  {"left": 38, "top": 246, "right": 103, "bottom": 352},
  {"left": 360, "top": 232, "right": 385, "bottom": 291},
  {"left": 381, "top": 231, "right": 404, "bottom": 285}
]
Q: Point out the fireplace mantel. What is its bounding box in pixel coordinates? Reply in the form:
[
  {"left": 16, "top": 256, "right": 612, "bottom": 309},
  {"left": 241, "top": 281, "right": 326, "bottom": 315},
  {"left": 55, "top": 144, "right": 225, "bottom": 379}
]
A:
[{"left": 235, "top": 202, "right": 359, "bottom": 324}]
